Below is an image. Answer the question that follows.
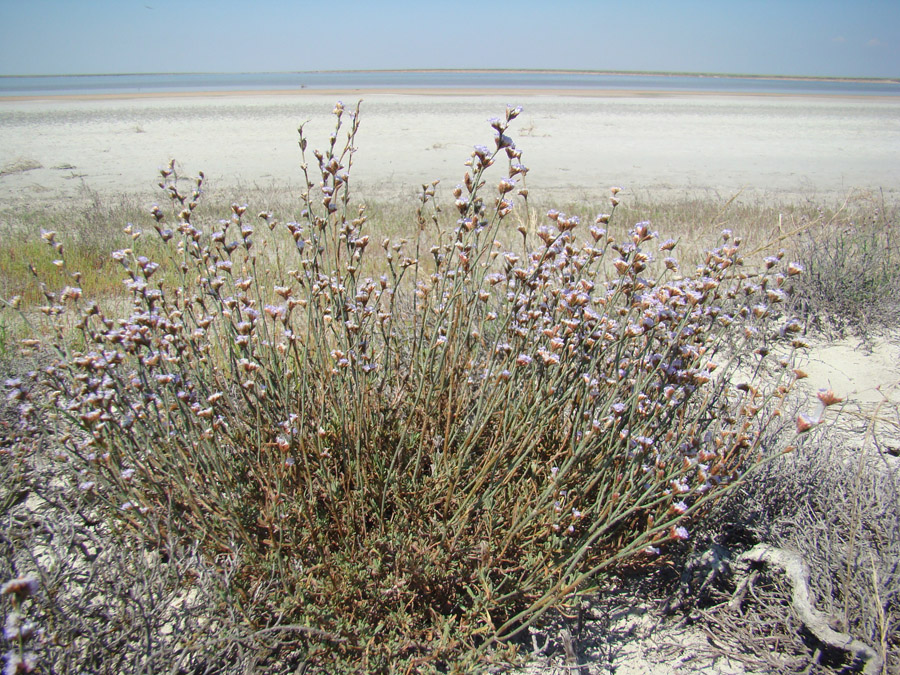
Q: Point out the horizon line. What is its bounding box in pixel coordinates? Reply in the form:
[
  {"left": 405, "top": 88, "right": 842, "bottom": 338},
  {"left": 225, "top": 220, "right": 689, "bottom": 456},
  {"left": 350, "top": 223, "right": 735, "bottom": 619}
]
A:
[{"left": 1, "top": 68, "right": 897, "bottom": 84}]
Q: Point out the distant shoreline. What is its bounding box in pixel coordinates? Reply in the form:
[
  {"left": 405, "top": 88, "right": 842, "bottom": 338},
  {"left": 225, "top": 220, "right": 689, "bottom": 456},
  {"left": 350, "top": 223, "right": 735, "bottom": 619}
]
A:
[
  {"left": 4, "top": 88, "right": 898, "bottom": 103},
  {"left": 1, "top": 68, "right": 897, "bottom": 85}
]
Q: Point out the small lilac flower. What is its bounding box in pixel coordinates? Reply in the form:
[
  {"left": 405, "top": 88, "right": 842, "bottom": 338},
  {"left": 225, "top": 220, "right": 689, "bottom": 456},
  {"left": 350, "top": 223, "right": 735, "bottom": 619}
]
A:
[
  {"left": 4, "top": 650, "right": 37, "bottom": 675},
  {"left": 506, "top": 105, "right": 523, "bottom": 120},
  {"left": 495, "top": 133, "right": 514, "bottom": 149},
  {"left": 671, "top": 526, "right": 689, "bottom": 540},
  {"left": 671, "top": 479, "right": 690, "bottom": 494},
  {"left": 3, "top": 613, "right": 36, "bottom": 642},
  {"left": 509, "top": 162, "right": 528, "bottom": 176}
]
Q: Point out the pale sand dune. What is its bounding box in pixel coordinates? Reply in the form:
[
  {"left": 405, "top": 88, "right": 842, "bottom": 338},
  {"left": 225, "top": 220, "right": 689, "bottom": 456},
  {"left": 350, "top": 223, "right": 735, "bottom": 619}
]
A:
[{"left": 0, "top": 90, "right": 898, "bottom": 208}]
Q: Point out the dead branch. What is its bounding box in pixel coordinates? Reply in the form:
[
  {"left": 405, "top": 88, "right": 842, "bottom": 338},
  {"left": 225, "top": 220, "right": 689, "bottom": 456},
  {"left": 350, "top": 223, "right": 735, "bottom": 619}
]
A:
[{"left": 737, "top": 544, "right": 884, "bottom": 675}]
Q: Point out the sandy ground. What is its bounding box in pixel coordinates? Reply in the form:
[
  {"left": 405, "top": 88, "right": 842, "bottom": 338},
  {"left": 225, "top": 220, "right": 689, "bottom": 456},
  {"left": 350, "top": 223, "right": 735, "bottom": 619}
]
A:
[{"left": 0, "top": 90, "right": 898, "bottom": 208}]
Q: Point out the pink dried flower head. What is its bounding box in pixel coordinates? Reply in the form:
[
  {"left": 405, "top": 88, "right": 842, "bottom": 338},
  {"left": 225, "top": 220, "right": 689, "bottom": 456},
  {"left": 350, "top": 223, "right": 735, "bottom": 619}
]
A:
[
  {"left": 796, "top": 412, "right": 819, "bottom": 434},
  {"left": 496, "top": 133, "right": 514, "bottom": 151},
  {"left": 670, "top": 478, "right": 689, "bottom": 494},
  {"left": 787, "top": 261, "right": 804, "bottom": 276},
  {"left": 509, "top": 162, "right": 528, "bottom": 177},
  {"left": 766, "top": 288, "right": 787, "bottom": 303},
  {"left": 1, "top": 575, "right": 39, "bottom": 601},
  {"left": 497, "top": 177, "right": 516, "bottom": 194},
  {"left": 816, "top": 389, "right": 844, "bottom": 406}
]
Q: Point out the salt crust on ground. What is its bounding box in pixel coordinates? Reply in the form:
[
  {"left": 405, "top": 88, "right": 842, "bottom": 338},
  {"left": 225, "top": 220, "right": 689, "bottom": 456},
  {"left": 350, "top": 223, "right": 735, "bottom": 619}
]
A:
[{"left": 0, "top": 91, "right": 898, "bottom": 207}]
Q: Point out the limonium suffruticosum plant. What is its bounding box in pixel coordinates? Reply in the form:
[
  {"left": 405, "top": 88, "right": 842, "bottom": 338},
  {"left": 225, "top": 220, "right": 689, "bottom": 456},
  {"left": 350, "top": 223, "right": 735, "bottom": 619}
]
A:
[{"left": 6, "top": 102, "right": 807, "bottom": 668}]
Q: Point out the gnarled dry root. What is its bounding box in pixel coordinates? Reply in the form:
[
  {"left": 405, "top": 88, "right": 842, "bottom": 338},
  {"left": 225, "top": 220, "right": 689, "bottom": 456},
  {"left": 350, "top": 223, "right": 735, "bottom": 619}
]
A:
[{"left": 737, "top": 544, "right": 884, "bottom": 675}]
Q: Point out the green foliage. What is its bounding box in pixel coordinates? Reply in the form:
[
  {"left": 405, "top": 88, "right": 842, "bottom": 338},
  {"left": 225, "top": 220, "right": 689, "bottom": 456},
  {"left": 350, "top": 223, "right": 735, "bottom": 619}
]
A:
[{"left": 7, "top": 103, "right": 806, "bottom": 671}]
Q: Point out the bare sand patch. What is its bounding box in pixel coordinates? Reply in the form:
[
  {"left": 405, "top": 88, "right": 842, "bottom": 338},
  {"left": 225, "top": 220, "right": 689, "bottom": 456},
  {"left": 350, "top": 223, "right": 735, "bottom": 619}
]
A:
[{"left": 0, "top": 91, "right": 897, "bottom": 209}]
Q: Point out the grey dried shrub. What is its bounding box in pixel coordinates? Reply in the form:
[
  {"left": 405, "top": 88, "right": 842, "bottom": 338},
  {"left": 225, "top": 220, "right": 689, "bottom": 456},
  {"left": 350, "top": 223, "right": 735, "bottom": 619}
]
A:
[
  {"left": 789, "top": 192, "right": 900, "bottom": 338},
  {"left": 2, "top": 102, "right": 809, "bottom": 671},
  {"left": 682, "top": 428, "right": 900, "bottom": 674}
]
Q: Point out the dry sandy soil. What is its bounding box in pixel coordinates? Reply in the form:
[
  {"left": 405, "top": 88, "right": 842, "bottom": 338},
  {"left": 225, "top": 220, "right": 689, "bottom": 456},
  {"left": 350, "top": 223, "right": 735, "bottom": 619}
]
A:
[{"left": 0, "top": 90, "right": 898, "bottom": 208}]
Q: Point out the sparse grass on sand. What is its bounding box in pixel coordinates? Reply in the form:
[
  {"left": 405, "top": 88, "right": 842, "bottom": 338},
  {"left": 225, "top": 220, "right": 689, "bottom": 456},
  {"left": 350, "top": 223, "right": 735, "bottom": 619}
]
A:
[{"left": 3, "top": 183, "right": 894, "bottom": 321}]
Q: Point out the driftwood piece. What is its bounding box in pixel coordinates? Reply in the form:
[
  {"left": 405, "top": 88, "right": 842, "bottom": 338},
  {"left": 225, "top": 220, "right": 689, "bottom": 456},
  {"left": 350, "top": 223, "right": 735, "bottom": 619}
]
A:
[
  {"left": 560, "top": 628, "right": 588, "bottom": 674},
  {"left": 737, "top": 543, "right": 884, "bottom": 675}
]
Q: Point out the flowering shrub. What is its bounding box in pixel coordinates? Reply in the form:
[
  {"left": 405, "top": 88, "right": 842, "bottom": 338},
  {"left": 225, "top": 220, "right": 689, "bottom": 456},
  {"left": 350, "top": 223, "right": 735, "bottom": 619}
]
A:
[{"left": 5, "top": 102, "right": 806, "bottom": 670}]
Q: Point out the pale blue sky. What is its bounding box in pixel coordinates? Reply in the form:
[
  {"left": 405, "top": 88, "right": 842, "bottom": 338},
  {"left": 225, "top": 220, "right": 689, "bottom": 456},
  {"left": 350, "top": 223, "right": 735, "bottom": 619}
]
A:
[{"left": 0, "top": 0, "right": 897, "bottom": 78}]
